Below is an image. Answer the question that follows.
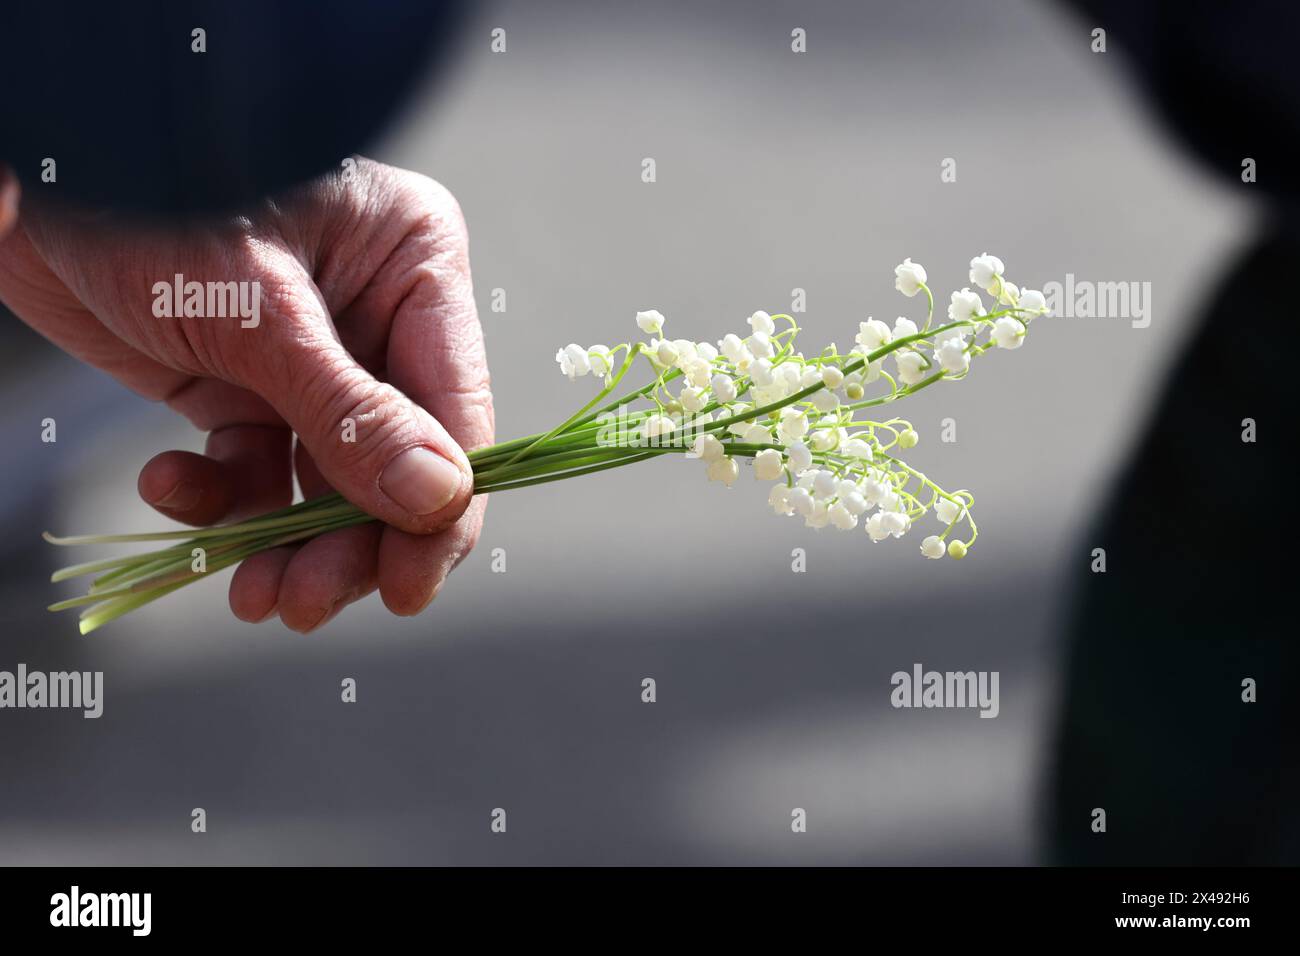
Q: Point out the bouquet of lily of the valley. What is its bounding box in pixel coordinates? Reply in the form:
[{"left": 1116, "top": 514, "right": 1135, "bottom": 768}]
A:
[{"left": 46, "top": 253, "right": 1047, "bottom": 633}]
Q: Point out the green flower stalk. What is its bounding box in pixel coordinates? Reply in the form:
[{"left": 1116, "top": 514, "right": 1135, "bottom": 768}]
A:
[{"left": 47, "top": 254, "right": 1049, "bottom": 633}]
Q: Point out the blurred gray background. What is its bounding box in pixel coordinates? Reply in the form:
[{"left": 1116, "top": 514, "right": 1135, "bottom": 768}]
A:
[{"left": 0, "top": 0, "right": 1251, "bottom": 863}]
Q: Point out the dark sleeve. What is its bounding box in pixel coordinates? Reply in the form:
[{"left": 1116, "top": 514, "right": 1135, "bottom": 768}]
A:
[
  {"left": 1065, "top": 0, "right": 1297, "bottom": 215},
  {"left": 0, "top": 0, "right": 467, "bottom": 217}
]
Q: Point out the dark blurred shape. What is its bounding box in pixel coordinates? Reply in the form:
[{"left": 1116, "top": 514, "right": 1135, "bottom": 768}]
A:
[
  {"left": 1068, "top": 0, "right": 1298, "bottom": 212},
  {"left": 1048, "top": 232, "right": 1298, "bottom": 864},
  {"left": 1049, "top": 0, "right": 1298, "bottom": 866},
  {"left": 0, "top": 0, "right": 466, "bottom": 218}
]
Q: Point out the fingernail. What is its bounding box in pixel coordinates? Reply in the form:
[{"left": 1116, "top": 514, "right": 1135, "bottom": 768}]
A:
[
  {"left": 380, "top": 447, "right": 463, "bottom": 516},
  {"left": 299, "top": 601, "right": 338, "bottom": 634},
  {"left": 151, "top": 480, "right": 202, "bottom": 511}
]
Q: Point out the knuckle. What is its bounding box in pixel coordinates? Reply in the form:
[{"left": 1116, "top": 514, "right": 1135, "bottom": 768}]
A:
[{"left": 300, "top": 368, "right": 411, "bottom": 475}]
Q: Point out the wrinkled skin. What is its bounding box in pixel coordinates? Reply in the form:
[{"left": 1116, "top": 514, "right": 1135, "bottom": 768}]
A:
[{"left": 0, "top": 159, "right": 493, "bottom": 632}]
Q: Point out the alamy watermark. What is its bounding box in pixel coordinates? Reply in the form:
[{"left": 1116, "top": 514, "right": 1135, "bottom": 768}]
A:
[
  {"left": 1042, "top": 273, "right": 1151, "bottom": 329},
  {"left": 891, "top": 663, "right": 999, "bottom": 718},
  {"left": 151, "top": 273, "right": 261, "bottom": 328},
  {"left": 0, "top": 663, "right": 103, "bottom": 718},
  {"left": 50, "top": 886, "right": 150, "bottom": 936},
  {"left": 594, "top": 405, "right": 715, "bottom": 448}
]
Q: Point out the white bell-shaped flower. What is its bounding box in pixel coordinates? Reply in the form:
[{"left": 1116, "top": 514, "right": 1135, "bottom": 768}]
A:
[
  {"left": 655, "top": 339, "right": 679, "bottom": 366},
  {"left": 719, "top": 333, "right": 748, "bottom": 364},
  {"left": 894, "top": 258, "right": 927, "bottom": 297},
  {"left": 555, "top": 343, "right": 591, "bottom": 380},
  {"left": 710, "top": 373, "right": 738, "bottom": 402},
  {"left": 789, "top": 486, "right": 815, "bottom": 517},
  {"left": 811, "top": 469, "right": 837, "bottom": 499},
  {"left": 934, "top": 497, "right": 967, "bottom": 525},
  {"left": 706, "top": 456, "right": 739, "bottom": 486},
  {"left": 894, "top": 349, "right": 927, "bottom": 385},
  {"left": 636, "top": 310, "right": 665, "bottom": 335},
  {"left": 829, "top": 502, "right": 858, "bottom": 530},
  {"left": 683, "top": 357, "right": 712, "bottom": 388},
  {"left": 805, "top": 499, "right": 831, "bottom": 529},
  {"left": 748, "top": 310, "right": 777, "bottom": 335},
  {"left": 778, "top": 409, "right": 809, "bottom": 443},
  {"left": 893, "top": 317, "right": 919, "bottom": 340},
  {"left": 882, "top": 510, "right": 910, "bottom": 538},
  {"left": 692, "top": 433, "right": 724, "bottom": 462},
  {"left": 1017, "top": 288, "right": 1048, "bottom": 317},
  {"left": 747, "top": 331, "right": 776, "bottom": 360},
  {"left": 991, "top": 317, "right": 1025, "bottom": 350},
  {"left": 841, "top": 438, "right": 871, "bottom": 459},
  {"left": 680, "top": 386, "right": 707, "bottom": 413},
  {"left": 856, "top": 318, "right": 892, "bottom": 353},
  {"left": 947, "top": 287, "right": 984, "bottom": 323},
  {"left": 842, "top": 490, "right": 869, "bottom": 516},
  {"left": 969, "top": 253, "right": 1005, "bottom": 293},
  {"left": 587, "top": 345, "right": 613, "bottom": 378},
  {"left": 753, "top": 448, "right": 784, "bottom": 480},
  {"left": 810, "top": 389, "right": 839, "bottom": 412},
  {"left": 786, "top": 441, "right": 813, "bottom": 473},
  {"left": 933, "top": 336, "right": 970, "bottom": 375}
]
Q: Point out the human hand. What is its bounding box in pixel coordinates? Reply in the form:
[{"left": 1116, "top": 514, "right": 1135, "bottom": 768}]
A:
[{"left": 0, "top": 158, "right": 493, "bottom": 631}]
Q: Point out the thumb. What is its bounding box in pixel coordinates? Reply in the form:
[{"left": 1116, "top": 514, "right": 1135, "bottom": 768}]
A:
[{"left": 240, "top": 304, "right": 473, "bottom": 535}]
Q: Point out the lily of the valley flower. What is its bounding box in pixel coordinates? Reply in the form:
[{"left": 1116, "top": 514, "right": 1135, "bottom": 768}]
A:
[
  {"left": 894, "top": 258, "right": 928, "bottom": 297},
  {"left": 969, "top": 253, "right": 1005, "bottom": 294},
  {"left": 49, "top": 253, "right": 1054, "bottom": 633}
]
